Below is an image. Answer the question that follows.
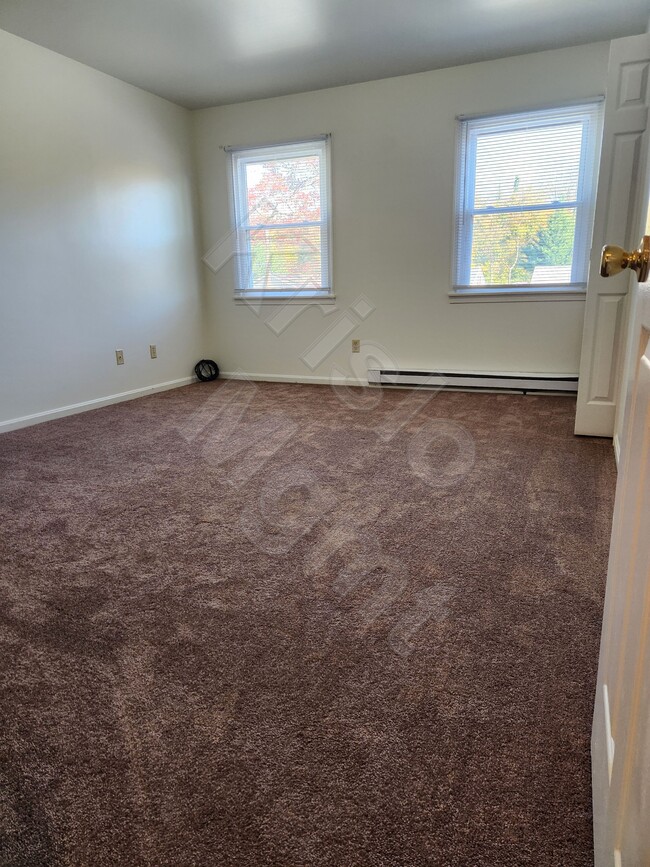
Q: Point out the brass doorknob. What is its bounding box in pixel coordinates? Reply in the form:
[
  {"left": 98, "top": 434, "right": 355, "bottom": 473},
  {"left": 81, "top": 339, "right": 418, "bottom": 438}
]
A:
[{"left": 600, "top": 236, "right": 650, "bottom": 282}]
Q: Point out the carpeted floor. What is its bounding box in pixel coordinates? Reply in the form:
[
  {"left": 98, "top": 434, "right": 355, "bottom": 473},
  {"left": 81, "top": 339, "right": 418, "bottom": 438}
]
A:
[{"left": 0, "top": 381, "right": 616, "bottom": 866}]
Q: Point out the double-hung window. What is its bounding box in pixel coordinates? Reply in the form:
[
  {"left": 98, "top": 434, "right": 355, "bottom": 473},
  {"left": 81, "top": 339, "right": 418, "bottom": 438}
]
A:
[
  {"left": 453, "top": 102, "right": 602, "bottom": 298},
  {"left": 229, "top": 137, "right": 332, "bottom": 300}
]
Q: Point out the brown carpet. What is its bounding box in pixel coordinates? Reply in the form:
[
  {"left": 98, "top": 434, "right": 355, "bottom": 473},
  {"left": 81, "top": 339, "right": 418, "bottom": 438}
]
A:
[{"left": 0, "top": 381, "right": 615, "bottom": 866}]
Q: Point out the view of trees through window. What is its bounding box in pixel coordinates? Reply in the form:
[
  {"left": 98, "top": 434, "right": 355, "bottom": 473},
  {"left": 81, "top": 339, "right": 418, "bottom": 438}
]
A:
[
  {"left": 244, "top": 154, "right": 324, "bottom": 290},
  {"left": 470, "top": 204, "right": 577, "bottom": 285},
  {"left": 466, "top": 120, "right": 584, "bottom": 286}
]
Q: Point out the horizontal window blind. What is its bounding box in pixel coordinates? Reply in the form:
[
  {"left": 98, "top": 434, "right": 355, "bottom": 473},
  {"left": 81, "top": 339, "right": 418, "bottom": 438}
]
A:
[
  {"left": 454, "top": 102, "right": 602, "bottom": 292},
  {"left": 230, "top": 139, "right": 331, "bottom": 295}
]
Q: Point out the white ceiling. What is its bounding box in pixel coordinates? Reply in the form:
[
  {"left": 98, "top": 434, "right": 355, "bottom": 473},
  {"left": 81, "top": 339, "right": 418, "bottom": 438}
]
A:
[{"left": 1, "top": 0, "right": 648, "bottom": 109}]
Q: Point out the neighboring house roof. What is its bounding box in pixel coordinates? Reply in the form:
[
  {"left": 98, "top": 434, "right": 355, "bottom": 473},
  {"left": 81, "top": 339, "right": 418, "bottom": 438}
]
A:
[{"left": 531, "top": 265, "right": 572, "bottom": 284}]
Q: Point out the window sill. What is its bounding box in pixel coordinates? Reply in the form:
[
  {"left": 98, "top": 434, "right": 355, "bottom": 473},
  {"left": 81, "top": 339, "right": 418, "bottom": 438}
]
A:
[
  {"left": 234, "top": 292, "right": 336, "bottom": 305},
  {"left": 449, "top": 286, "right": 587, "bottom": 303}
]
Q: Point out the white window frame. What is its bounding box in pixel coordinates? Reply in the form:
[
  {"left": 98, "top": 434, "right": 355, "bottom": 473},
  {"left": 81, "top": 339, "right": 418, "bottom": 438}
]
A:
[
  {"left": 451, "top": 102, "right": 603, "bottom": 302},
  {"left": 229, "top": 137, "right": 333, "bottom": 302}
]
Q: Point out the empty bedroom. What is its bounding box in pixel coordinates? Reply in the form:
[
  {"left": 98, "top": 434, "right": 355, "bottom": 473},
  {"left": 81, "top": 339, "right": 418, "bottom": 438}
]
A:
[{"left": 2, "top": 0, "right": 650, "bottom": 864}]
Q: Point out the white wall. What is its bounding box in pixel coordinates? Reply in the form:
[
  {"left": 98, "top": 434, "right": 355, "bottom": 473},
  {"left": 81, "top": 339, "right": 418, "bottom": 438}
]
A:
[
  {"left": 0, "top": 29, "right": 203, "bottom": 429},
  {"left": 193, "top": 42, "right": 610, "bottom": 385}
]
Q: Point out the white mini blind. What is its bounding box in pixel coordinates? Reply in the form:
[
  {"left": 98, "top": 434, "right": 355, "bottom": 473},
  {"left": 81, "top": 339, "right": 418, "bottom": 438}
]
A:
[
  {"left": 453, "top": 102, "right": 602, "bottom": 292},
  {"left": 230, "top": 138, "right": 332, "bottom": 296}
]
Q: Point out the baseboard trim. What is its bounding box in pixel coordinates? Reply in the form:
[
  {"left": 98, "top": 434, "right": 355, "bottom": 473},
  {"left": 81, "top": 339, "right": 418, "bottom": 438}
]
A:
[
  {"left": 613, "top": 433, "right": 621, "bottom": 468},
  {"left": 0, "top": 376, "right": 195, "bottom": 434},
  {"left": 219, "top": 371, "right": 368, "bottom": 387}
]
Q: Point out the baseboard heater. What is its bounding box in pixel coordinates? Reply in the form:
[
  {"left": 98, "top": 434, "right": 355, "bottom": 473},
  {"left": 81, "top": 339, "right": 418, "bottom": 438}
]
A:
[{"left": 367, "top": 369, "right": 578, "bottom": 394}]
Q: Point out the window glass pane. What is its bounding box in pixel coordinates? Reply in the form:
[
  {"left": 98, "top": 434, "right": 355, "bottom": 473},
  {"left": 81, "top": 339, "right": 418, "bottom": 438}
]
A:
[
  {"left": 248, "top": 226, "right": 323, "bottom": 290},
  {"left": 232, "top": 139, "right": 331, "bottom": 294},
  {"left": 245, "top": 155, "right": 321, "bottom": 226},
  {"left": 470, "top": 207, "right": 577, "bottom": 286},
  {"left": 473, "top": 122, "right": 583, "bottom": 210},
  {"left": 454, "top": 103, "right": 601, "bottom": 292}
]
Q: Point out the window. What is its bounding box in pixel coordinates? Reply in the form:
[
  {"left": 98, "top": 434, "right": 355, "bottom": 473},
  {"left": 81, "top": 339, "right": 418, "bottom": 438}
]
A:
[
  {"left": 229, "top": 137, "right": 332, "bottom": 300},
  {"left": 453, "top": 103, "right": 602, "bottom": 298}
]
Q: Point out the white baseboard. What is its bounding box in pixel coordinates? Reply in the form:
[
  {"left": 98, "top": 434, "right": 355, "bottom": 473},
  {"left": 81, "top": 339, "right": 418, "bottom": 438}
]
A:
[
  {"left": 219, "top": 371, "right": 368, "bottom": 387},
  {"left": 0, "top": 376, "right": 195, "bottom": 434},
  {"left": 613, "top": 433, "right": 621, "bottom": 468}
]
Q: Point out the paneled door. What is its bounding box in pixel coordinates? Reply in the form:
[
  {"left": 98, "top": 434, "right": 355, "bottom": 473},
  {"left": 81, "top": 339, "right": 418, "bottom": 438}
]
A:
[
  {"left": 592, "top": 233, "right": 650, "bottom": 864},
  {"left": 575, "top": 33, "right": 650, "bottom": 437}
]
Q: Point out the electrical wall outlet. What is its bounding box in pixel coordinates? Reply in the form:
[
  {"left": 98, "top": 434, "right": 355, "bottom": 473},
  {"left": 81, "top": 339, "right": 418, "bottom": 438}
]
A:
[
  {"left": 149, "top": 344, "right": 157, "bottom": 359},
  {"left": 351, "top": 339, "right": 361, "bottom": 353},
  {"left": 115, "top": 350, "right": 124, "bottom": 365}
]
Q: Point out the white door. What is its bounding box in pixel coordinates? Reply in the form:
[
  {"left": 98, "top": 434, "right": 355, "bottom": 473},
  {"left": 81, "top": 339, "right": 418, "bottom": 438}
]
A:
[
  {"left": 575, "top": 33, "right": 650, "bottom": 437},
  {"left": 592, "top": 238, "right": 650, "bottom": 864}
]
